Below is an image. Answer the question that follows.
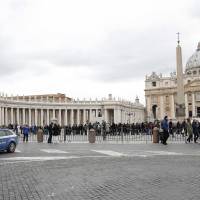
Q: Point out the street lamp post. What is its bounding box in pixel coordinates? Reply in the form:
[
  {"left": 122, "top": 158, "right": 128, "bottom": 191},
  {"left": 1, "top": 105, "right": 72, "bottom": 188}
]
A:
[{"left": 126, "top": 112, "right": 134, "bottom": 135}]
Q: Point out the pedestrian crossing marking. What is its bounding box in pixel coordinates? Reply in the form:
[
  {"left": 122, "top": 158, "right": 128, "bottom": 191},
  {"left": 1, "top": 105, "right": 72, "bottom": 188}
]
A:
[
  {"left": 40, "top": 149, "right": 69, "bottom": 154},
  {"left": 92, "top": 150, "right": 127, "bottom": 157}
]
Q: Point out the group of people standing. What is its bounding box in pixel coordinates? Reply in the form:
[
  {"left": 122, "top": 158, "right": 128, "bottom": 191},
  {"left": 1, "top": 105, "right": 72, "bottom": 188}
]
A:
[
  {"left": 185, "top": 118, "right": 199, "bottom": 143},
  {"left": 3, "top": 117, "right": 200, "bottom": 144},
  {"left": 159, "top": 116, "right": 199, "bottom": 145}
]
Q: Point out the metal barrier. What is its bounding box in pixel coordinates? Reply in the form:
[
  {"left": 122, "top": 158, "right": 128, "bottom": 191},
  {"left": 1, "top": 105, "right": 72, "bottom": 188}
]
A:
[{"left": 18, "top": 128, "right": 187, "bottom": 143}]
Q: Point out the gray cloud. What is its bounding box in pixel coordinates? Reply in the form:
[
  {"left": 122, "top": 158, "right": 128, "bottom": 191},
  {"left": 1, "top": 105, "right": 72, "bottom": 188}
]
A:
[
  {"left": 23, "top": 27, "right": 176, "bottom": 82},
  {"left": 189, "top": 0, "right": 200, "bottom": 18},
  {"left": 0, "top": 0, "right": 199, "bottom": 84}
]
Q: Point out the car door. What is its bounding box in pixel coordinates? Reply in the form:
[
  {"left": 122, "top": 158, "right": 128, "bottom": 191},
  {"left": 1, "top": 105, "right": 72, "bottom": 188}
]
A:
[
  {"left": 0, "top": 130, "right": 7, "bottom": 150},
  {"left": 5, "top": 130, "right": 17, "bottom": 145}
]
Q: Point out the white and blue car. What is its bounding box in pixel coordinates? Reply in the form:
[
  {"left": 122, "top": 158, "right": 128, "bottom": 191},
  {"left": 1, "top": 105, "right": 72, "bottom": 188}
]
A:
[{"left": 0, "top": 129, "right": 19, "bottom": 153}]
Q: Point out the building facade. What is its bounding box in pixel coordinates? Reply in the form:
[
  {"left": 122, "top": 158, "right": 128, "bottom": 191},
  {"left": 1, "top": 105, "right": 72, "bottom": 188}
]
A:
[
  {"left": 0, "top": 93, "right": 144, "bottom": 126},
  {"left": 145, "top": 42, "right": 200, "bottom": 121}
]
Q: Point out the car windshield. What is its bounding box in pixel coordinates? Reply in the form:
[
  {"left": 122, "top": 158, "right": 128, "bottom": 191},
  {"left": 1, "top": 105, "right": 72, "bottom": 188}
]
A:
[
  {"left": 0, "top": 130, "right": 6, "bottom": 137},
  {"left": 5, "top": 130, "right": 14, "bottom": 136}
]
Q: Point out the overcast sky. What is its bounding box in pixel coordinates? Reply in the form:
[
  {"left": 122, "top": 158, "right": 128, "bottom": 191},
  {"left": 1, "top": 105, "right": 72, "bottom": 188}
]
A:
[{"left": 0, "top": 0, "right": 200, "bottom": 104}]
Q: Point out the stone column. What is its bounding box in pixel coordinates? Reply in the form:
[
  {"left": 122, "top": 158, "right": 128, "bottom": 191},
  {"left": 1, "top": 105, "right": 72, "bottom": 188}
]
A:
[
  {"left": 17, "top": 108, "right": 19, "bottom": 125},
  {"left": 146, "top": 96, "right": 151, "bottom": 121},
  {"left": 58, "top": 109, "right": 61, "bottom": 125},
  {"left": 160, "top": 96, "right": 164, "bottom": 119},
  {"left": 185, "top": 93, "right": 188, "bottom": 118},
  {"left": 192, "top": 93, "right": 196, "bottom": 117},
  {"left": 23, "top": 108, "right": 25, "bottom": 125},
  {"left": 65, "top": 109, "right": 68, "bottom": 125},
  {"left": 104, "top": 109, "right": 108, "bottom": 122},
  {"left": 120, "top": 109, "right": 123, "bottom": 123},
  {"left": 2, "top": 107, "right": 5, "bottom": 125},
  {"left": 89, "top": 109, "right": 92, "bottom": 122},
  {"left": 53, "top": 109, "right": 55, "bottom": 119},
  {"left": 11, "top": 108, "right": 14, "bottom": 124},
  {"left": 35, "top": 109, "right": 38, "bottom": 126},
  {"left": 29, "top": 109, "right": 31, "bottom": 126},
  {"left": 5, "top": 107, "right": 8, "bottom": 126},
  {"left": 41, "top": 109, "right": 44, "bottom": 126},
  {"left": 47, "top": 109, "right": 49, "bottom": 125},
  {"left": 171, "top": 95, "right": 175, "bottom": 119},
  {"left": 96, "top": 109, "right": 98, "bottom": 117},
  {"left": 77, "top": 109, "right": 80, "bottom": 125},
  {"left": 114, "top": 109, "right": 120, "bottom": 124},
  {"left": 83, "top": 109, "right": 86, "bottom": 124},
  {"left": 70, "top": 109, "right": 74, "bottom": 125}
]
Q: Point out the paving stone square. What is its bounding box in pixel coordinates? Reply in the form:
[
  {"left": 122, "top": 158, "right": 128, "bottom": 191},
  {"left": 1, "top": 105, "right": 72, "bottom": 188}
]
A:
[{"left": 0, "top": 143, "right": 200, "bottom": 200}]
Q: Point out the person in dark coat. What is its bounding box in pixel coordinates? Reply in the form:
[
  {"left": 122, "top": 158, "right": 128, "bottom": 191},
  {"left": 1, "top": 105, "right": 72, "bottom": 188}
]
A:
[
  {"left": 186, "top": 118, "right": 193, "bottom": 143},
  {"left": 23, "top": 125, "right": 30, "bottom": 142},
  {"left": 169, "top": 119, "right": 174, "bottom": 137},
  {"left": 48, "top": 122, "right": 53, "bottom": 143},
  {"left": 161, "top": 116, "right": 169, "bottom": 145},
  {"left": 192, "top": 119, "right": 199, "bottom": 143}
]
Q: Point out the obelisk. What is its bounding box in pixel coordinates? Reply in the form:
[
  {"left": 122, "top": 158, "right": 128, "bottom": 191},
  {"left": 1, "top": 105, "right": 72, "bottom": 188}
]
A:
[{"left": 175, "top": 33, "right": 185, "bottom": 118}]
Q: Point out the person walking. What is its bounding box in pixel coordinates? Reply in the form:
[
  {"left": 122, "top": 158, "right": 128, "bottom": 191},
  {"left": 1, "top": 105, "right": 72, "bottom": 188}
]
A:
[
  {"left": 23, "top": 125, "right": 30, "bottom": 142},
  {"left": 161, "top": 116, "right": 169, "bottom": 145},
  {"left": 186, "top": 118, "right": 193, "bottom": 143},
  {"left": 192, "top": 119, "right": 199, "bottom": 143}
]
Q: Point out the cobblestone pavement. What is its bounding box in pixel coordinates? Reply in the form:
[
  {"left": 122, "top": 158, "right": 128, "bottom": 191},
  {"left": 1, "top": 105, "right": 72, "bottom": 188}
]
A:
[{"left": 0, "top": 143, "right": 200, "bottom": 200}]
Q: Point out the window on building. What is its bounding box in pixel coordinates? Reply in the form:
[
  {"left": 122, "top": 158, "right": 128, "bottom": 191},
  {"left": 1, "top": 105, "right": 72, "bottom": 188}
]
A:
[
  {"left": 187, "top": 80, "right": 191, "bottom": 84},
  {"left": 197, "top": 107, "right": 200, "bottom": 117},
  {"left": 151, "top": 96, "right": 157, "bottom": 104},
  {"left": 98, "top": 111, "right": 102, "bottom": 117},
  {"left": 193, "top": 71, "right": 197, "bottom": 75},
  {"left": 165, "top": 82, "right": 168, "bottom": 86},
  {"left": 166, "top": 107, "right": 170, "bottom": 111},
  {"left": 152, "top": 82, "right": 156, "bottom": 87}
]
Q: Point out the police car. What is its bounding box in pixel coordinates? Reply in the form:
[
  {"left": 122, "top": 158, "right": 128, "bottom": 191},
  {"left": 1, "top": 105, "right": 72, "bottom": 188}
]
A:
[{"left": 0, "top": 129, "right": 19, "bottom": 153}]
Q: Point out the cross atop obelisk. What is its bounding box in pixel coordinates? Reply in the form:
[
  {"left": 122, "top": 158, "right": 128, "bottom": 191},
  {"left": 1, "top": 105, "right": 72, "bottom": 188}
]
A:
[{"left": 176, "top": 32, "right": 180, "bottom": 44}]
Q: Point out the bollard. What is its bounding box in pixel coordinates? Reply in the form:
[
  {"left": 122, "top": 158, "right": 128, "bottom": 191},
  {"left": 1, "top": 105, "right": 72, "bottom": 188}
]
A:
[
  {"left": 153, "top": 127, "right": 159, "bottom": 143},
  {"left": 37, "top": 128, "right": 43, "bottom": 143},
  {"left": 88, "top": 128, "right": 96, "bottom": 143}
]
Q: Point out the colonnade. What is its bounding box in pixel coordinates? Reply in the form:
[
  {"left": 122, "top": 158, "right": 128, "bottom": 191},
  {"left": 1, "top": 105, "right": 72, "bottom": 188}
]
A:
[
  {"left": 0, "top": 106, "right": 144, "bottom": 126},
  {"left": 0, "top": 107, "right": 105, "bottom": 126},
  {"left": 0, "top": 95, "right": 145, "bottom": 126}
]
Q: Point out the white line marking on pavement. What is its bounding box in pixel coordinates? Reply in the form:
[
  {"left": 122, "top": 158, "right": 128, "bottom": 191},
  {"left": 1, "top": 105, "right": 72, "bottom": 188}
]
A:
[
  {"left": 0, "top": 156, "right": 110, "bottom": 164},
  {"left": 40, "top": 149, "right": 68, "bottom": 154},
  {"left": 92, "top": 150, "right": 127, "bottom": 157},
  {"left": 1, "top": 151, "right": 196, "bottom": 165},
  {"left": 146, "top": 151, "right": 184, "bottom": 155},
  {"left": 0, "top": 156, "right": 79, "bottom": 161},
  {"left": 15, "top": 149, "right": 21, "bottom": 153}
]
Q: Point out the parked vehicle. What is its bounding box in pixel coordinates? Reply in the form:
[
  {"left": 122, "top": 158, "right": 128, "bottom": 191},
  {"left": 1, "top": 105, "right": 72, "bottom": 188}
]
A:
[{"left": 0, "top": 129, "right": 19, "bottom": 153}]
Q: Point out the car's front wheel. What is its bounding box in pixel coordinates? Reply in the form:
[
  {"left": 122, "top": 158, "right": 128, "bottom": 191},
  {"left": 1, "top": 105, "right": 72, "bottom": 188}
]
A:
[{"left": 7, "top": 142, "right": 16, "bottom": 153}]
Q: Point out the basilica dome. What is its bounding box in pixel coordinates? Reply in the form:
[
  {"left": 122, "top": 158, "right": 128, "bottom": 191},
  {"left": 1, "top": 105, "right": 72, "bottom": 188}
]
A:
[{"left": 185, "top": 42, "right": 200, "bottom": 75}]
